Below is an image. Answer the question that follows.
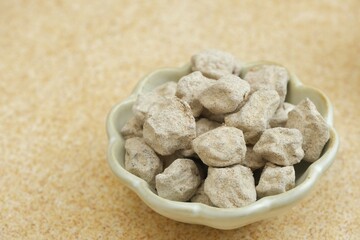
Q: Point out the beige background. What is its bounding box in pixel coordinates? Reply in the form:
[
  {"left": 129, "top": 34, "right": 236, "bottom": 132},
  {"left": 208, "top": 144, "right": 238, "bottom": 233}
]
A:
[{"left": 1, "top": 0, "right": 359, "bottom": 239}]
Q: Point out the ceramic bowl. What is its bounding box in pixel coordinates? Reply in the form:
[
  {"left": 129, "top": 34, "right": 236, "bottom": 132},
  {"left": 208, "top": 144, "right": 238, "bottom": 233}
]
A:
[{"left": 106, "top": 62, "right": 339, "bottom": 230}]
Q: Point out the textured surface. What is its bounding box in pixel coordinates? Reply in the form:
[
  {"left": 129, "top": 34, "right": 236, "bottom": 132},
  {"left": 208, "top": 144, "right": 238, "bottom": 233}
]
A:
[
  {"left": 256, "top": 163, "right": 295, "bottom": 198},
  {"left": 124, "top": 137, "right": 162, "bottom": 187},
  {"left": 143, "top": 97, "right": 196, "bottom": 155},
  {"left": 0, "top": 0, "right": 359, "bottom": 239},
  {"left": 244, "top": 65, "right": 289, "bottom": 104},
  {"left": 176, "top": 71, "right": 215, "bottom": 117},
  {"left": 193, "top": 126, "right": 246, "bottom": 167},
  {"left": 199, "top": 75, "right": 250, "bottom": 114},
  {"left": 286, "top": 98, "right": 330, "bottom": 162},
  {"left": 204, "top": 165, "right": 256, "bottom": 208},
  {"left": 156, "top": 158, "right": 200, "bottom": 201},
  {"left": 253, "top": 128, "right": 304, "bottom": 166},
  {"left": 225, "top": 90, "right": 280, "bottom": 144}
]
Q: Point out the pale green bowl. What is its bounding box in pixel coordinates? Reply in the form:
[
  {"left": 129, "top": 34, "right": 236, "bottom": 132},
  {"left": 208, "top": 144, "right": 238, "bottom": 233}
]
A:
[{"left": 106, "top": 62, "right": 339, "bottom": 230}]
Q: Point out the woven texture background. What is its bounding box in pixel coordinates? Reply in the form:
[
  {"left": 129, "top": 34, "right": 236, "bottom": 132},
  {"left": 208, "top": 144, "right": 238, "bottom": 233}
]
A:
[{"left": 1, "top": 0, "right": 359, "bottom": 239}]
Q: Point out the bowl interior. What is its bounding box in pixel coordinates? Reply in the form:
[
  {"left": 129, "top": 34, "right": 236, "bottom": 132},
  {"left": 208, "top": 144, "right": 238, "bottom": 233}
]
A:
[{"left": 110, "top": 62, "right": 333, "bottom": 186}]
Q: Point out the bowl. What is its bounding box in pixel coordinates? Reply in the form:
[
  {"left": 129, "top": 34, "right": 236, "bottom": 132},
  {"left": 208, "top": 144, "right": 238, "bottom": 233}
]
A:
[{"left": 106, "top": 62, "right": 339, "bottom": 230}]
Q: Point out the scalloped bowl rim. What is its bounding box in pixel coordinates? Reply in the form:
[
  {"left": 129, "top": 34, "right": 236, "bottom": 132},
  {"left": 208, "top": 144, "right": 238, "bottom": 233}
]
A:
[{"left": 106, "top": 62, "right": 339, "bottom": 229}]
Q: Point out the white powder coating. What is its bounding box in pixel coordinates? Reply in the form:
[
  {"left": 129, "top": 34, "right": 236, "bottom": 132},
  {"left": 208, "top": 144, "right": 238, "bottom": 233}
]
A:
[
  {"left": 286, "top": 98, "right": 330, "bottom": 162},
  {"left": 256, "top": 163, "right": 295, "bottom": 198},
  {"left": 132, "top": 93, "right": 167, "bottom": 122},
  {"left": 224, "top": 89, "right": 280, "bottom": 144},
  {"left": 195, "top": 118, "right": 221, "bottom": 136},
  {"left": 254, "top": 127, "right": 304, "bottom": 166},
  {"left": 156, "top": 158, "right": 201, "bottom": 201},
  {"left": 244, "top": 65, "right": 289, "bottom": 104},
  {"left": 199, "top": 75, "right": 250, "bottom": 115},
  {"left": 132, "top": 82, "right": 177, "bottom": 121},
  {"left": 178, "top": 118, "right": 221, "bottom": 157},
  {"left": 124, "top": 137, "right": 163, "bottom": 187},
  {"left": 192, "top": 126, "right": 246, "bottom": 167},
  {"left": 191, "top": 49, "right": 236, "bottom": 79},
  {"left": 120, "top": 116, "right": 143, "bottom": 140},
  {"left": 143, "top": 97, "right": 196, "bottom": 156},
  {"left": 241, "top": 146, "right": 266, "bottom": 170},
  {"left": 204, "top": 165, "right": 256, "bottom": 208},
  {"left": 190, "top": 181, "right": 215, "bottom": 206},
  {"left": 176, "top": 71, "right": 216, "bottom": 117},
  {"left": 269, "top": 102, "right": 295, "bottom": 128},
  {"left": 153, "top": 81, "right": 178, "bottom": 97}
]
